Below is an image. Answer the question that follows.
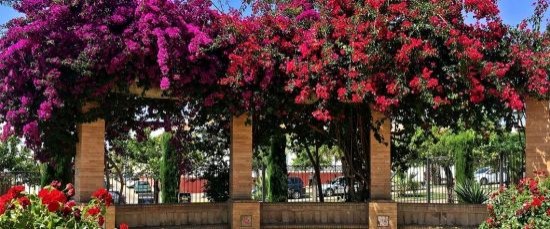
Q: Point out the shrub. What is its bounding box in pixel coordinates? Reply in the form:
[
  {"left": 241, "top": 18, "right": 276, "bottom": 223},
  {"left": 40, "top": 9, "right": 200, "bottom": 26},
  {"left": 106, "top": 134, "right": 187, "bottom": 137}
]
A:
[
  {"left": 0, "top": 181, "right": 126, "bottom": 228},
  {"left": 395, "top": 171, "right": 421, "bottom": 197},
  {"left": 455, "top": 179, "right": 488, "bottom": 204},
  {"left": 480, "top": 172, "right": 550, "bottom": 229}
]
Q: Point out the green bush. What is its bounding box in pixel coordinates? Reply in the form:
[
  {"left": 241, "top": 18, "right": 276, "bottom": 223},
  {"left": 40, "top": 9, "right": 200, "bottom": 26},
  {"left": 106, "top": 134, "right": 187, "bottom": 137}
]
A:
[
  {"left": 455, "top": 179, "right": 488, "bottom": 204},
  {"left": 480, "top": 173, "right": 550, "bottom": 228},
  {"left": 395, "top": 171, "right": 421, "bottom": 197},
  {"left": 203, "top": 162, "right": 229, "bottom": 202}
]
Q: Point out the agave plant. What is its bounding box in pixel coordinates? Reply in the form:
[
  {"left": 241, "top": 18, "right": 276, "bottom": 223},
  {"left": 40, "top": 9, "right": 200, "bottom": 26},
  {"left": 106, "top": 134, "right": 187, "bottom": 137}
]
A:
[{"left": 455, "top": 179, "right": 488, "bottom": 204}]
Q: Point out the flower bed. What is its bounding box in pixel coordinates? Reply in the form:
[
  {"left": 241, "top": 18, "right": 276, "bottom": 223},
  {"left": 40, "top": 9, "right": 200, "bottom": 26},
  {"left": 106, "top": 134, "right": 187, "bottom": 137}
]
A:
[
  {"left": 0, "top": 181, "right": 128, "bottom": 228},
  {"left": 481, "top": 172, "right": 550, "bottom": 228}
]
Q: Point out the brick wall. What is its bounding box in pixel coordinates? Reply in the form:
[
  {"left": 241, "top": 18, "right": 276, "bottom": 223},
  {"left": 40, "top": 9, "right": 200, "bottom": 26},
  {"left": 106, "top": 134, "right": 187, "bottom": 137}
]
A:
[
  {"left": 398, "top": 203, "right": 487, "bottom": 227},
  {"left": 261, "top": 202, "right": 368, "bottom": 228},
  {"left": 115, "top": 203, "right": 229, "bottom": 228}
]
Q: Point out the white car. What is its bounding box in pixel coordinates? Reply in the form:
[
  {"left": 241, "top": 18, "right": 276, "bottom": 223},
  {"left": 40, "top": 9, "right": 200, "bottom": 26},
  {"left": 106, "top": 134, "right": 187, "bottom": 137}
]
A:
[
  {"left": 322, "top": 176, "right": 355, "bottom": 197},
  {"left": 474, "top": 167, "right": 507, "bottom": 185}
]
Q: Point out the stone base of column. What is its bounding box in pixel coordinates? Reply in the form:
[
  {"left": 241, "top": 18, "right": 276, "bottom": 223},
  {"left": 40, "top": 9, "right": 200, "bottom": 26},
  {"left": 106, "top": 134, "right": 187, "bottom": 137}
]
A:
[
  {"left": 369, "top": 201, "right": 397, "bottom": 229},
  {"left": 105, "top": 206, "right": 116, "bottom": 229},
  {"left": 230, "top": 200, "right": 260, "bottom": 229}
]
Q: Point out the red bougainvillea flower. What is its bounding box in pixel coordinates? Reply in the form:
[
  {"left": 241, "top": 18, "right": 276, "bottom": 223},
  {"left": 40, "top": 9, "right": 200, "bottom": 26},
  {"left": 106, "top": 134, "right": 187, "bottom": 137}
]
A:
[
  {"left": 92, "top": 188, "right": 113, "bottom": 207},
  {"left": 87, "top": 206, "right": 101, "bottom": 216},
  {"left": 119, "top": 223, "right": 129, "bottom": 229},
  {"left": 38, "top": 188, "right": 67, "bottom": 212}
]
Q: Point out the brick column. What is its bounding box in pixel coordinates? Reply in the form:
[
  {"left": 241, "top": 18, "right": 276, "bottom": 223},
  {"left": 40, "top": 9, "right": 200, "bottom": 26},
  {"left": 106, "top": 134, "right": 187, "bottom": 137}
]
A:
[
  {"left": 369, "top": 109, "right": 397, "bottom": 229},
  {"left": 74, "top": 103, "right": 105, "bottom": 202},
  {"left": 370, "top": 109, "right": 391, "bottom": 200},
  {"left": 525, "top": 97, "right": 550, "bottom": 177},
  {"left": 230, "top": 114, "right": 260, "bottom": 229}
]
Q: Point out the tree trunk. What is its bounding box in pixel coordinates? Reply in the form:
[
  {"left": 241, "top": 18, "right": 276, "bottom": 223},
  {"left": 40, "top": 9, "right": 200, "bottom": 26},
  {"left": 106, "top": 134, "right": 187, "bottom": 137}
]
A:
[
  {"left": 106, "top": 155, "right": 125, "bottom": 195},
  {"left": 443, "top": 165, "right": 454, "bottom": 203},
  {"left": 154, "top": 179, "right": 160, "bottom": 204},
  {"left": 333, "top": 104, "right": 371, "bottom": 202},
  {"left": 305, "top": 142, "right": 324, "bottom": 202}
]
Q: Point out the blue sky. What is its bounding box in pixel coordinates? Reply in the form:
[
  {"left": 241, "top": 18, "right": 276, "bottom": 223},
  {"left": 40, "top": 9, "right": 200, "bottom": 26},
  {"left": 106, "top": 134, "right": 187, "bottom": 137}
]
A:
[{"left": 1, "top": 1, "right": 549, "bottom": 26}]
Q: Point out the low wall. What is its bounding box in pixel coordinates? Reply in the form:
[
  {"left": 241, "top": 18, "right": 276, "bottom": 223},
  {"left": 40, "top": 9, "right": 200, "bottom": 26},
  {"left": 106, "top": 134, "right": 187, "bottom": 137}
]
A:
[
  {"left": 115, "top": 203, "right": 228, "bottom": 229},
  {"left": 261, "top": 202, "right": 369, "bottom": 228},
  {"left": 398, "top": 203, "right": 487, "bottom": 228}
]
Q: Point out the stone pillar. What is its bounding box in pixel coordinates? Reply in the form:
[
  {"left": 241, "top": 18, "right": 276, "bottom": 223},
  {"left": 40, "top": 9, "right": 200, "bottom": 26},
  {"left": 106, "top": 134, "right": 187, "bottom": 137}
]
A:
[
  {"left": 105, "top": 206, "right": 116, "bottom": 229},
  {"left": 370, "top": 110, "right": 391, "bottom": 200},
  {"left": 525, "top": 97, "right": 550, "bottom": 177},
  {"left": 369, "top": 109, "right": 397, "bottom": 229},
  {"left": 230, "top": 114, "right": 260, "bottom": 229},
  {"left": 74, "top": 103, "right": 105, "bottom": 202}
]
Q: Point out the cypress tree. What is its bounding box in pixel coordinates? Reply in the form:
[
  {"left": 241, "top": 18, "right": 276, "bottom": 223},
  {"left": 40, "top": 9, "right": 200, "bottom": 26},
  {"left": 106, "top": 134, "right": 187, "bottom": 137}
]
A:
[
  {"left": 266, "top": 130, "right": 288, "bottom": 202},
  {"left": 160, "top": 133, "right": 179, "bottom": 203},
  {"left": 454, "top": 131, "right": 475, "bottom": 184}
]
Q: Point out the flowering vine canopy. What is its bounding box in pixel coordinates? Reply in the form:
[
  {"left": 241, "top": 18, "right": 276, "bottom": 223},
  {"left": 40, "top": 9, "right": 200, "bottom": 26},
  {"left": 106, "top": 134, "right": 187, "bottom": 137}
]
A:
[
  {"left": 220, "top": 0, "right": 550, "bottom": 121},
  {"left": 0, "top": 0, "right": 549, "bottom": 154}
]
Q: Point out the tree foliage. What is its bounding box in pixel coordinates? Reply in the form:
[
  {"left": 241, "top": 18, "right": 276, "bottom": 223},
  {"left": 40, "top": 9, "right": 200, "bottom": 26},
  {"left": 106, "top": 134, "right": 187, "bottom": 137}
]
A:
[
  {"left": 0, "top": 0, "right": 549, "bottom": 202},
  {"left": 0, "top": 136, "right": 37, "bottom": 172}
]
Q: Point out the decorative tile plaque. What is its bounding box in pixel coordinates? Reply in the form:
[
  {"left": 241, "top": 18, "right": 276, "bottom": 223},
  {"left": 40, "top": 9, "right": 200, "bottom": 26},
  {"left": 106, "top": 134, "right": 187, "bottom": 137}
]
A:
[
  {"left": 240, "top": 215, "right": 252, "bottom": 227},
  {"left": 377, "top": 215, "right": 389, "bottom": 227}
]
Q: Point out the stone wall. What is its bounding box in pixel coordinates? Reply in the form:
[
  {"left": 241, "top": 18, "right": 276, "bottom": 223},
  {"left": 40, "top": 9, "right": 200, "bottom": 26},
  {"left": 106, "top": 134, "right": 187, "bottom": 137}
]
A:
[
  {"left": 398, "top": 203, "right": 487, "bottom": 228},
  {"left": 260, "top": 203, "right": 369, "bottom": 228},
  {"left": 115, "top": 203, "right": 228, "bottom": 228}
]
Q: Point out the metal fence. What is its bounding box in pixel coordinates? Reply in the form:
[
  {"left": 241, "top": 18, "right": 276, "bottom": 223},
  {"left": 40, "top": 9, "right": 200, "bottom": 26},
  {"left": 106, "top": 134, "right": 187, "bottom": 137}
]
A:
[
  {"left": 106, "top": 174, "right": 222, "bottom": 205},
  {"left": 254, "top": 165, "right": 347, "bottom": 203},
  {"left": 0, "top": 171, "right": 41, "bottom": 195},
  {"left": 391, "top": 154, "right": 524, "bottom": 204}
]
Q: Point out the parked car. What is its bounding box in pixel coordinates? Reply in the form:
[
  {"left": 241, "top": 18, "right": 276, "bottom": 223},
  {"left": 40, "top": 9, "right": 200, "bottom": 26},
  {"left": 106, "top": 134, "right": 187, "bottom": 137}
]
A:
[
  {"left": 178, "top": 192, "right": 191, "bottom": 203},
  {"left": 322, "top": 176, "right": 349, "bottom": 197},
  {"left": 474, "top": 167, "right": 508, "bottom": 185},
  {"left": 287, "top": 176, "right": 305, "bottom": 199},
  {"left": 109, "top": 191, "right": 126, "bottom": 205},
  {"left": 126, "top": 177, "right": 139, "bottom": 189},
  {"left": 134, "top": 181, "right": 152, "bottom": 193},
  {"left": 138, "top": 193, "right": 155, "bottom": 204}
]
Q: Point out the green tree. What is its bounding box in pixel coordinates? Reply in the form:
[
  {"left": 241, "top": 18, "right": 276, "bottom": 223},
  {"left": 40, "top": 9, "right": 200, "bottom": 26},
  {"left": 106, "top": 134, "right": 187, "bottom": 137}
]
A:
[
  {"left": 266, "top": 130, "right": 288, "bottom": 202},
  {"left": 291, "top": 144, "right": 338, "bottom": 169},
  {"left": 0, "top": 136, "right": 38, "bottom": 172},
  {"left": 112, "top": 129, "right": 163, "bottom": 202},
  {"left": 478, "top": 132, "right": 525, "bottom": 184},
  {"left": 409, "top": 127, "right": 479, "bottom": 203},
  {"left": 160, "top": 133, "right": 179, "bottom": 203}
]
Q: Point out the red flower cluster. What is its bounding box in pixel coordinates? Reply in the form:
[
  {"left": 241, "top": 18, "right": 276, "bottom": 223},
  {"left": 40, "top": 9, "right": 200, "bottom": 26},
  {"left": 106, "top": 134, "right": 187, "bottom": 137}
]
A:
[
  {"left": 220, "top": 0, "right": 550, "bottom": 123},
  {"left": 92, "top": 188, "right": 113, "bottom": 207},
  {"left": 1, "top": 181, "right": 125, "bottom": 227},
  {"left": 38, "top": 187, "right": 67, "bottom": 212},
  {"left": 0, "top": 185, "right": 26, "bottom": 214},
  {"left": 485, "top": 170, "right": 550, "bottom": 228}
]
